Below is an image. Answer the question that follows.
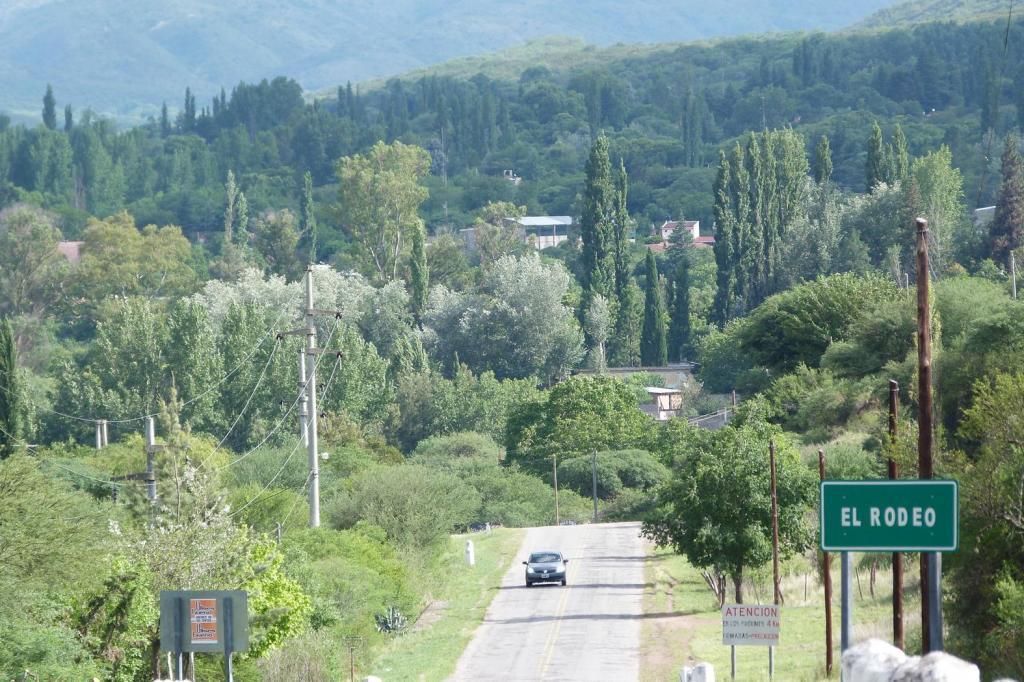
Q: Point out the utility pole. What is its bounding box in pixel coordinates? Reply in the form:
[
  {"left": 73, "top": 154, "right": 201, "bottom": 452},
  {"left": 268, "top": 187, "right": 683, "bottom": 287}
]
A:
[
  {"left": 915, "top": 218, "right": 942, "bottom": 653},
  {"left": 95, "top": 421, "right": 103, "bottom": 449},
  {"left": 819, "top": 449, "right": 833, "bottom": 677},
  {"left": 591, "top": 452, "right": 598, "bottom": 523},
  {"left": 145, "top": 416, "right": 157, "bottom": 503},
  {"left": 888, "top": 379, "right": 904, "bottom": 650},
  {"left": 305, "top": 266, "right": 320, "bottom": 528},
  {"left": 769, "top": 440, "right": 780, "bottom": 679},
  {"left": 298, "top": 349, "right": 309, "bottom": 448},
  {"left": 553, "top": 452, "right": 559, "bottom": 526},
  {"left": 101, "top": 419, "right": 109, "bottom": 447}
]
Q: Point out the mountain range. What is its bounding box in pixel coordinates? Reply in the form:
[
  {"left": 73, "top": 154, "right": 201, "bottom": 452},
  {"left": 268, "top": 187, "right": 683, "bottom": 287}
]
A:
[{"left": 0, "top": 0, "right": 899, "bottom": 122}]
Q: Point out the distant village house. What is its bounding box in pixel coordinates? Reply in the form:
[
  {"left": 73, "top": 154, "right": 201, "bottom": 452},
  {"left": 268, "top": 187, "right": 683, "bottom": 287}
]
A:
[
  {"left": 461, "top": 215, "right": 572, "bottom": 252},
  {"left": 646, "top": 220, "right": 714, "bottom": 253}
]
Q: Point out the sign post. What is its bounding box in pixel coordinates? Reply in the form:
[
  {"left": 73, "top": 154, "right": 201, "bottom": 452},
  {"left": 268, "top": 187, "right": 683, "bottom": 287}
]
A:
[
  {"left": 820, "top": 480, "right": 958, "bottom": 660},
  {"left": 722, "top": 604, "right": 780, "bottom": 680},
  {"left": 160, "top": 590, "right": 248, "bottom": 679}
]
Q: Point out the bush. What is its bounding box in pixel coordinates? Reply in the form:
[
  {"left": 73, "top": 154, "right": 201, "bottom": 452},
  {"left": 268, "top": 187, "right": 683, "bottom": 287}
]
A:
[
  {"left": 326, "top": 465, "right": 480, "bottom": 548},
  {"left": 558, "top": 454, "right": 623, "bottom": 499},
  {"left": 409, "top": 432, "right": 503, "bottom": 466}
]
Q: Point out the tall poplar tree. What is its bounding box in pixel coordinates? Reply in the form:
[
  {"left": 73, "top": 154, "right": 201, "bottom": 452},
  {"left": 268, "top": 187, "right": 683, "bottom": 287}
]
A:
[
  {"left": 892, "top": 124, "right": 910, "bottom": 182},
  {"left": 669, "top": 255, "right": 691, "bottom": 362},
  {"left": 63, "top": 105, "right": 73, "bottom": 133},
  {"left": 641, "top": 250, "right": 668, "bottom": 366},
  {"left": 612, "top": 158, "right": 630, "bottom": 300},
  {"left": 866, "top": 121, "right": 889, "bottom": 189},
  {"left": 989, "top": 136, "right": 1024, "bottom": 264},
  {"left": 42, "top": 85, "right": 57, "bottom": 130},
  {"left": 610, "top": 282, "right": 642, "bottom": 367},
  {"left": 712, "top": 151, "right": 735, "bottom": 326},
  {"left": 580, "top": 134, "right": 616, "bottom": 311},
  {"left": 731, "top": 142, "right": 754, "bottom": 311},
  {"left": 813, "top": 135, "right": 832, "bottom": 184},
  {"left": 410, "top": 222, "right": 428, "bottom": 330},
  {"left": 223, "top": 170, "right": 238, "bottom": 243},
  {"left": 0, "top": 318, "right": 21, "bottom": 459}
]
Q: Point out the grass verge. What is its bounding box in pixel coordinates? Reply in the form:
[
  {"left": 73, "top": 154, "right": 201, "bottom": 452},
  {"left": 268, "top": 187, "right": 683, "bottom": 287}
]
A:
[
  {"left": 641, "top": 547, "right": 922, "bottom": 681},
  {"left": 369, "top": 527, "right": 524, "bottom": 681}
]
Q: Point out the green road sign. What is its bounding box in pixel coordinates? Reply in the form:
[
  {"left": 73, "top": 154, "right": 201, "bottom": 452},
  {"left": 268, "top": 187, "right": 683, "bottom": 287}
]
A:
[{"left": 820, "top": 480, "right": 958, "bottom": 552}]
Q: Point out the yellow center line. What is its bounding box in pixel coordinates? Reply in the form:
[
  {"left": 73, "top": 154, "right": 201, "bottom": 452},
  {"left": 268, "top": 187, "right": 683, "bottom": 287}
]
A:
[{"left": 537, "top": 528, "right": 588, "bottom": 679}]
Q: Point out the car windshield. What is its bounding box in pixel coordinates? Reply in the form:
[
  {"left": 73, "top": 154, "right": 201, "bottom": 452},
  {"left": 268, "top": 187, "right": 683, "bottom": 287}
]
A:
[{"left": 529, "top": 552, "right": 561, "bottom": 563}]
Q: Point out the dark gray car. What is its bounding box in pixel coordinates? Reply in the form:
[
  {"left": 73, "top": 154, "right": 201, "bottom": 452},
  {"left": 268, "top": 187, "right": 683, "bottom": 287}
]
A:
[{"left": 523, "top": 551, "right": 569, "bottom": 586}]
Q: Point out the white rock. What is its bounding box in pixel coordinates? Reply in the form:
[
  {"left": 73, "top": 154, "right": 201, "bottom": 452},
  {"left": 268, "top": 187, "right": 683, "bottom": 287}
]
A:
[
  {"left": 680, "top": 662, "right": 716, "bottom": 682},
  {"left": 890, "top": 652, "right": 980, "bottom": 682},
  {"left": 842, "top": 639, "right": 909, "bottom": 682}
]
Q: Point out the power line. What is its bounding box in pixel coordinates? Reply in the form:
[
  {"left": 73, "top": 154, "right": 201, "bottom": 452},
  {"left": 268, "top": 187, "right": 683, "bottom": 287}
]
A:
[
  {"left": 7, "top": 291, "right": 304, "bottom": 426},
  {"left": 210, "top": 320, "right": 341, "bottom": 474},
  {"left": 228, "top": 355, "right": 343, "bottom": 519},
  {"left": 213, "top": 336, "right": 283, "bottom": 450}
]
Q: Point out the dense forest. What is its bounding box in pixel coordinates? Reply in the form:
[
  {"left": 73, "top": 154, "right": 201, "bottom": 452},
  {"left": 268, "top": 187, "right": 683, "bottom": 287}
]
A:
[
  {"left": 1, "top": 15, "right": 1023, "bottom": 249},
  {"left": 2, "top": 10, "right": 1024, "bottom": 681}
]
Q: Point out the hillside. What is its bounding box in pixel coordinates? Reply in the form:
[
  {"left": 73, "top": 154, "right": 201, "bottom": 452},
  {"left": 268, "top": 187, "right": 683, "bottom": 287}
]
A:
[
  {"left": 0, "top": 0, "right": 899, "bottom": 122},
  {"left": 855, "top": 0, "right": 1013, "bottom": 28}
]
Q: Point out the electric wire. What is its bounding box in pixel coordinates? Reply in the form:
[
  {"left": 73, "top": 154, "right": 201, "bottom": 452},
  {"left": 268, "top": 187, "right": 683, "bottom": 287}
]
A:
[
  {"left": 227, "top": 354, "right": 342, "bottom": 519},
  {"left": 7, "top": 290, "right": 304, "bottom": 425},
  {"left": 211, "top": 318, "right": 342, "bottom": 474}
]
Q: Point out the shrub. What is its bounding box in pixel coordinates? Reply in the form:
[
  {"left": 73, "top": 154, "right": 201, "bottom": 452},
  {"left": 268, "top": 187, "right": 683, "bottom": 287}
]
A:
[
  {"left": 326, "top": 465, "right": 480, "bottom": 548},
  {"left": 409, "top": 432, "right": 503, "bottom": 466}
]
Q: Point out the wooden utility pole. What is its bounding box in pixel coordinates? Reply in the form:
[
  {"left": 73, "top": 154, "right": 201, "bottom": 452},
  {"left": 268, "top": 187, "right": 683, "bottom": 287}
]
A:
[
  {"left": 769, "top": 440, "right": 781, "bottom": 678},
  {"left": 888, "top": 379, "right": 904, "bottom": 650},
  {"left": 819, "top": 449, "right": 833, "bottom": 676},
  {"left": 915, "top": 217, "right": 942, "bottom": 652},
  {"left": 770, "top": 440, "right": 781, "bottom": 606}
]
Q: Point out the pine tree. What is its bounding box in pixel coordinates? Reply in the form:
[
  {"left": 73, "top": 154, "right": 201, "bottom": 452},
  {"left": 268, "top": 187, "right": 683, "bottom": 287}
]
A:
[
  {"left": 410, "top": 222, "right": 428, "bottom": 330},
  {"left": 0, "top": 318, "right": 21, "bottom": 459},
  {"left": 42, "top": 85, "right": 57, "bottom": 130},
  {"left": 866, "top": 121, "right": 886, "bottom": 190},
  {"left": 640, "top": 250, "right": 668, "bottom": 366},
  {"left": 669, "top": 255, "right": 691, "bottom": 362},
  {"left": 712, "top": 151, "right": 736, "bottom": 325},
  {"left": 989, "top": 136, "right": 1024, "bottom": 264},
  {"left": 580, "top": 134, "right": 617, "bottom": 316},
  {"left": 892, "top": 124, "right": 910, "bottom": 182},
  {"left": 63, "top": 105, "right": 73, "bottom": 133},
  {"left": 302, "top": 170, "right": 317, "bottom": 263},
  {"left": 813, "top": 135, "right": 833, "bottom": 184}
]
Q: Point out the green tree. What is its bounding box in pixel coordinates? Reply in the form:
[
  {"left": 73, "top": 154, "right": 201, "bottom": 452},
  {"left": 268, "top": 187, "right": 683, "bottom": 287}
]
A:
[
  {"left": 612, "top": 158, "right": 631, "bottom": 299},
  {"left": 949, "top": 373, "right": 1024, "bottom": 678},
  {"left": 165, "top": 301, "right": 223, "bottom": 432},
  {"left": 892, "top": 123, "right": 910, "bottom": 182},
  {"left": 669, "top": 254, "right": 692, "bottom": 362},
  {"left": 336, "top": 140, "right": 431, "bottom": 281},
  {"left": 409, "top": 221, "right": 428, "bottom": 329},
  {"left": 644, "top": 417, "right": 815, "bottom": 602},
  {"left": 0, "top": 319, "right": 20, "bottom": 458},
  {"left": 0, "top": 204, "right": 65, "bottom": 319},
  {"left": 813, "top": 134, "right": 833, "bottom": 184},
  {"left": 506, "top": 375, "right": 651, "bottom": 474},
  {"left": 609, "top": 281, "right": 642, "bottom": 367},
  {"left": 585, "top": 294, "right": 611, "bottom": 371},
  {"left": 580, "top": 134, "right": 617, "bottom": 311},
  {"left": 988, "top": 136, "right": 1024, "bottom": 264},
  {"left": 866, "top": 121, "right": 888, "bottom": 190},
  {"left": 910, "top": 145, "right": 964, "bottom": 275},
  {"left": 63, "top": 104, "right": 73, "bottom": 132},
  {"left": 42, "top": 85, "right": 57, "bottom": 130},
  {"left": 712, "top": 150, "right": 736, "bottom": 324},
  {"left": 253, "top": 209, "right": 303, "bottom": 280},
  {"left": 640, "top": 250, "right": 668, "bottom": 366},
  {"left": 473, "top": 201, "right": 527, "bottom": 268}
]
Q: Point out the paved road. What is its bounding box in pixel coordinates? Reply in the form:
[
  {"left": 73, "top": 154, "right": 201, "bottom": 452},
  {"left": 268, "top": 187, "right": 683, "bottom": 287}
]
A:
[{"left": 451, "top": 522, "right": 647, "bottom": 681}]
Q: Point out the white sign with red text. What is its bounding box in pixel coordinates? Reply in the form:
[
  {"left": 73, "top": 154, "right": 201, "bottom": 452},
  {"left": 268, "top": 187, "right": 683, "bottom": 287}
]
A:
[{"left": 722, "top": 604, "right": 780, "bottom": 646}]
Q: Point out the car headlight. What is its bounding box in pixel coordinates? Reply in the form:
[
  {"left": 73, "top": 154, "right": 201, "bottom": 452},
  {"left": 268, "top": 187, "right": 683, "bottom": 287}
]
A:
[{"left": 526, "top": 567, "right": 536, "bottom": 574}]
